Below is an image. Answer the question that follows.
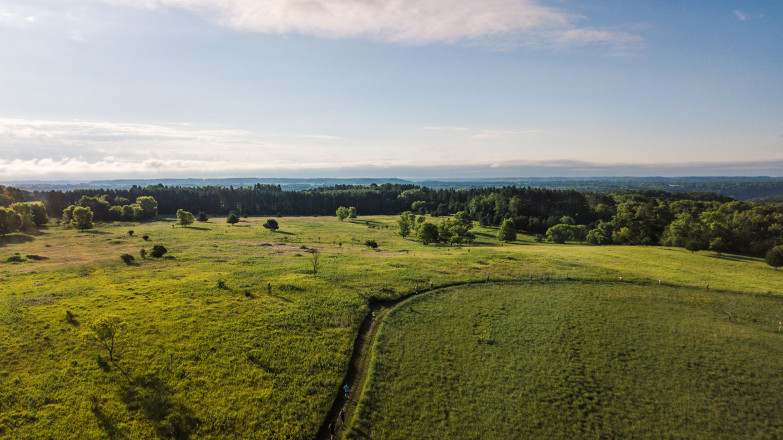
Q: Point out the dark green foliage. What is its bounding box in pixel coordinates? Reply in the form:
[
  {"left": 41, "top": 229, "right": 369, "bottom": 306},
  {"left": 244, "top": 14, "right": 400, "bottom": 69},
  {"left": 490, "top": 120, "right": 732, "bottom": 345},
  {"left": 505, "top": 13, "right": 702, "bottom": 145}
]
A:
[
  {"left": 497, "top": 219, "right": 517, "bottom": 242},
  {"left": 262, "top": 219, "right": 279, "bottom": 231},
  {"left": 128, "top": 230, "right": 134, "bottom": 237},
  {"left": 25, "top": 254, "right": 47, "bottom": 261},
  {"left": 6, "top": 253, "right": 24, "bottom": 263},
  {"left": 150, "top": 245, "right": 167, "bottom": 258},
  {"left": 143, "top": 234, "right": 149, "bottom": 241},
  {"left": 364, "top": 240, "right": 378, "bottom": 249},
  {"left": 226, "top": 211, "right": 239, "bottom": 226},
  {"left": 197, "top": 211, "right": 208, "bottom": 222},
  {"left": 336, "top": 206, "right": 349, "bottom": 220},
  {"left": 120, "top": 254, "right": 135, "bottom": 265},
  {"left": 766, "top": 246, "right": 783, "bottom": 270},
  {"left": 65, "top": 310, "right": 78, "bottom": 325},
  {"left": 176, "top": 209, "right": 194, "bottom": 227},
  {"left": 417, "top": 222, "right": 439, "bottom": 245},
  {"left": 140, "top": 248, "right": 147, "bottom": 259}
]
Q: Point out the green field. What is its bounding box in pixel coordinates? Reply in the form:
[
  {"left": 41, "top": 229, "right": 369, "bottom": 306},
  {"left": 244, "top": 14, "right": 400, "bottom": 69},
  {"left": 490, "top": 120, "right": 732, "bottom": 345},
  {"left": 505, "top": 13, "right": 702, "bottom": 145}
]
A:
[
  {"left": 1, "top": 216, "right": 782, "bottom": 439},
  {"left": 348, "top": 282, "right": 783, "bottom": 439}
]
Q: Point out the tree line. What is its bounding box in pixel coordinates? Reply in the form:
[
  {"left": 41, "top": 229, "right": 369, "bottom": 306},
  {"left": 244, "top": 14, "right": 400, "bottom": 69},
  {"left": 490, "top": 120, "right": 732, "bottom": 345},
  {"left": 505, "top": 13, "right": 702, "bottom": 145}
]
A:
[{"left": 6, "top": 183, "right": 783, "bottom": 258}]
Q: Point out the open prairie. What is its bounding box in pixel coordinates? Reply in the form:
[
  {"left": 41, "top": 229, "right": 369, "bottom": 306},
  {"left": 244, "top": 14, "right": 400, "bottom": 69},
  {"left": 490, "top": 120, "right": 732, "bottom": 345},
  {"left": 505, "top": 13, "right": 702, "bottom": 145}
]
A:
[{"left": 1, "top": 216, "right": 782, "bottom": 439}]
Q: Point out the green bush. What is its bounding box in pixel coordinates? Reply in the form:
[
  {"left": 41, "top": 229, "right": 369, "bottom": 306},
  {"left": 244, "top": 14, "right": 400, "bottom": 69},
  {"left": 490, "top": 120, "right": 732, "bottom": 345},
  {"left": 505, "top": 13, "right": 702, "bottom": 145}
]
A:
[{"left": 150, "top": 245, "right": 167, "bottom": 258}]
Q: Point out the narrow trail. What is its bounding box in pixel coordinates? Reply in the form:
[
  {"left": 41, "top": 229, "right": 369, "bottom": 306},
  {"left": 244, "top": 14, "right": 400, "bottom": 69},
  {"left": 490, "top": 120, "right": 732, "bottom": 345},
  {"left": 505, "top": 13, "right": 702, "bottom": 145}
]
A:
[{"left": 314, "top": 278, "right": 503, "bottom": 440}]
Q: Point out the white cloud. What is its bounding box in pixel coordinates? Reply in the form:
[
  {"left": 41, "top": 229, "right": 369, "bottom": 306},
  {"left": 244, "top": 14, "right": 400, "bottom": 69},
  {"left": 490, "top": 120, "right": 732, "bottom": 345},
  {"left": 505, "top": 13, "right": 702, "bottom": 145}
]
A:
[
  {"left": 733, "top": 10, "right": 747, "bottom": 21},
  {"left": 87, "top": 0, "right": 641, "bottom": 50}
]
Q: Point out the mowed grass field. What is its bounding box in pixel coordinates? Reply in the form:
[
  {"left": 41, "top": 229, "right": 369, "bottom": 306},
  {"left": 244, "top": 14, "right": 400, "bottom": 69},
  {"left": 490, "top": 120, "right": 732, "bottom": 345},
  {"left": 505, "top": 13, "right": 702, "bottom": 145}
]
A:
[
  {"left": 348, "top": 283, "right": 783, "bottom": 440},
  {"left": 1, "top": 215, "right": 782, "bottom": 439}
]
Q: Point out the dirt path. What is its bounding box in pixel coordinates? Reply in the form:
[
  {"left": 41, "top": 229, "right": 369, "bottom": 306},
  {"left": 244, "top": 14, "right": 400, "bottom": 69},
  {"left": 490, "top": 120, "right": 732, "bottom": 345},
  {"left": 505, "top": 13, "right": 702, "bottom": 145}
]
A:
[{"left": 314, "top": 279, "right": 491, "bottom": 440}]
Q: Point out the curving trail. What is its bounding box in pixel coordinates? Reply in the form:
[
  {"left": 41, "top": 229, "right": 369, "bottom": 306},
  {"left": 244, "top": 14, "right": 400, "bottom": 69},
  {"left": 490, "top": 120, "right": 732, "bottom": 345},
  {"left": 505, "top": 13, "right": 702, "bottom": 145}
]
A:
[{"left": 314, "top": 279, "right": 498, "bottom": 440}]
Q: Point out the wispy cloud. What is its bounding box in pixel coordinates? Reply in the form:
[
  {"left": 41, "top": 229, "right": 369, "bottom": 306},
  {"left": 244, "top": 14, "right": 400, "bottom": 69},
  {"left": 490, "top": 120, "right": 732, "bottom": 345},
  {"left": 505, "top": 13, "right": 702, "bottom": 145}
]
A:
[
  {"left": 87, "top": 0, "right": 641, "bottom": 50},
  {"left": 734, "top": 10, "right": 747, "bottom": 21}
]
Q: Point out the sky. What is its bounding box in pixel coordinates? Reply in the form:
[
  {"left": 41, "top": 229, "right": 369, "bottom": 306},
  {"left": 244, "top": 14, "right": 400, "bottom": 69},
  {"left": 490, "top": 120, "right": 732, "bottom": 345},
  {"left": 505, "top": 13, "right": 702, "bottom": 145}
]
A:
[{"left": 0, "top": 0, "right": 781, "bottom": 180}]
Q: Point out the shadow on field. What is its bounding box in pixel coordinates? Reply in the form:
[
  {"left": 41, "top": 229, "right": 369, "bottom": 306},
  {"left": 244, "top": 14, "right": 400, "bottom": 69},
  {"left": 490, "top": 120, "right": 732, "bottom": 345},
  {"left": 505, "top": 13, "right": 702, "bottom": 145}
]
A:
[
  {"left": 708, "top": 254, "right": 758, "bottom": 263},
  {"left": 183, "top": 226, "right": 209, "bottom": 231},
  {"left": 82, "top": 230, "right": 111, "bottom": 235},
  {"left": 272, "top": 230, "right": 296, "bottom": 236},
  {"left": 118, "top": 373, "right": 199, "bottom": 439},
  {"left": 0, "top": 234, "right": 34, "bottom": 246},
  {"left": 91, "top": 399, "right": 128, "bottom": 440}
]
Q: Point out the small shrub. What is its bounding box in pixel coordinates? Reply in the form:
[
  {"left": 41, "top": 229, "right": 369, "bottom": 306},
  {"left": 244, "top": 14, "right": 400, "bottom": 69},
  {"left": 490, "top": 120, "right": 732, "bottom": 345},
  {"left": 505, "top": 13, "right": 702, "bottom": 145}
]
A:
[
  {"left": 6, "top": 254, "right": 24, "bottom": 263},
  {"left": 140, "top": 249, "right": 147, "bottom": 259},
  {"left": 150, "top": 245, "right": 168, "bottom": 258},
  {"left": 65, "top": 310, "right": 78, "bottom": 325},
  {"left": 25, "top": 254, "right": 48, "bottom": 261},
  {"left": 364, "top": 239, "right": 379, "bottom": 249},
  {"left": 534, "top": 234, "right": 545, "bottom": 243},
  {"left": 142, "top": 234, "right": 149, "bottom": 241},
  {"left": 197, "top": 211, "right": 208, "bottom": 222},
  {"left": 217, "top": 280, "right": 228, "bottom": 289},
  {"left": 127, "top": 230, "right": 134, "bottom": 237},
  {"left": 120, "top": 254, "right": 135, "bottom": 265}
]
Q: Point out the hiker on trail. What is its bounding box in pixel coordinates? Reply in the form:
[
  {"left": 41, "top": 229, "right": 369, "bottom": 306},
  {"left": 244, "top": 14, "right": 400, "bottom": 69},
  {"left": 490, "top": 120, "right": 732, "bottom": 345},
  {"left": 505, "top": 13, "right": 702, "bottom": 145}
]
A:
[
  {"left": 344, "top": 384, "right": 350, "bottom": 398},
  {"left": 486, "top": 275, "right": 490, "bottom": 283},
  {"left": 372, "top": 311, "right": 376, "bottom": 320},
  {"left": 339, "top": 408, "right": 346, "bottom": 424},
  {"left": 415, "top": 285, "right": 419, "bottom": 293},
  {"left": 328, "top": 421, "right": 335, "bottom": 439},
  {"left": 529, "top": 274, "right": 533, "bottom": 281},
  {"left": 430, "top": 281, "right": 433, "bottom": 289}
]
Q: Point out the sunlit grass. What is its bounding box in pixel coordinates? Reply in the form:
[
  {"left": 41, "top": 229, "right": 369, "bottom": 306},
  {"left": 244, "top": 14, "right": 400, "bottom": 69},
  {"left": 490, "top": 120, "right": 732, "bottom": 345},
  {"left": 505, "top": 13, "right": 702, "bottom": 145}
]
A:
[{"left": 1, "top": 215, "right": 781, "bottom": 439}]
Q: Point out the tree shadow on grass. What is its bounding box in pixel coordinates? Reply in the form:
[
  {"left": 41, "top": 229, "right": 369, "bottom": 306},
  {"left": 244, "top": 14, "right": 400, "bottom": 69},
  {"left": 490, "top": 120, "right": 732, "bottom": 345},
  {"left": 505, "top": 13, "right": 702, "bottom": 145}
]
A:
[
  {"left": 182, "top": 226, "right": 209, "bottom": 231},
  {"left": 271, "top": 230, "right": 296, "bottom": 236},
  {"left": 119, "top": 373, "right": 199, "bottom": 440},
  {"left": 0, "top": 234, "right": 34, "bottom": 247},
  {"left": 91, "top": 401, "right": 128, "bottom": 439},
  {"left": 81, "top": 230, "right": 111, "bottom": 235},
  {"left": 707, "top": 253, "right": 759, "bottom": 263}
]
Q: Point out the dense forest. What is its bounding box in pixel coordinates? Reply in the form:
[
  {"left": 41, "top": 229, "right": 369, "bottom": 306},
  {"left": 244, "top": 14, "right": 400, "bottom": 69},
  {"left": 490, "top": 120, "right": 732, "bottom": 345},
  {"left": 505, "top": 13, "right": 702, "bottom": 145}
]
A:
[{"left": 2, "top": 183, "right": 782, "bottom": 259}]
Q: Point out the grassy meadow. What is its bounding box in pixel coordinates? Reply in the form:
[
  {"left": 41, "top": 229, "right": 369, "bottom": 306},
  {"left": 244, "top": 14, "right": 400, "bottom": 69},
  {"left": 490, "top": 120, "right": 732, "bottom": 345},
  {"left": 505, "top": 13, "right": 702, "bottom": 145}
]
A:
[
  {"left": 1, "top": 215, "right": 782, "bottom": 439},
  {"left": 347, "top": 283, "right": 783, "bottom": 439}
]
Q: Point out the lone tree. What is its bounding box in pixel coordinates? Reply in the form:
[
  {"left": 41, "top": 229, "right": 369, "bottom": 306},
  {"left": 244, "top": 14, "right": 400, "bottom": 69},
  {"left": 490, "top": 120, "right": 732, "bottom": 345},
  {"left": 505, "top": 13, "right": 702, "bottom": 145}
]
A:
[
  {"left": 310, "top": 251, "right": 320, "bottom": 277},
  {"left": 766, "top": 246, "right": 783, "bottom": 270},
  {"left": 347, "top": 206, "right": 357, "bottom": 219},
  {"left": 197, "top": 211, "right": 209, "bottom": 222},
  {"left": 89, "top": 315, "right": 126, "bottom": 362},
  {"left": 364, "top": 239, "right": 378, "bottom": 249},
  {"left": 176, "top": 209, "right": 195, "bottom": 227},
  {"left": 336, "top": 206, "right": 349, "bottom": 221},
  {"left": 263, "top": 218, "right": 279, "bottom": 232},
  {"left": 497, "top": 218, "right": 517, "bottom": 242},
  {"left": 71, "top": 206, "right": 94, "bottom": 231},
  {"left": 226, "top": 211, "right": 239, "bottom": 226},
  {"left": 417, "top": 222, "right": 439, "bottom": 245},
  {"left": 397, "top": 213, "right": 412, "bottom": 238}
]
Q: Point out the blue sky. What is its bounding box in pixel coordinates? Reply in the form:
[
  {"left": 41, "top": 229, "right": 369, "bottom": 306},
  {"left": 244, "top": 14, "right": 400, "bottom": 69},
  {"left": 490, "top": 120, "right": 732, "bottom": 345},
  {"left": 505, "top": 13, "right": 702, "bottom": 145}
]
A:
[{"left": 0, "top": 0, "right": 781, "bottom": 180}]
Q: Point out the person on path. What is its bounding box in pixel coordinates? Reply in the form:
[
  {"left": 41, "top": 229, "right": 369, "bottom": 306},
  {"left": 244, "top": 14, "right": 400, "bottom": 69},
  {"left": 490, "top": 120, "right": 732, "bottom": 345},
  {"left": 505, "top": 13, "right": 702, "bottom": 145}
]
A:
[
  {"left": 529, "top": 274, "right": 533, "bottom": 281},
  {"left": 344, "top": 384, "right": 350, "bottom": 398},
  {"left": 486, "top": 275, "right": 490, "bottom": 283},
  {"left": 430, "top": 281, "right": 433, "bottom": 289},
  {"left": 339, "top": 408, "right": 346, "bottom": 425},
  {"left": 328, "top": 421, "right": 335, "bottom": 439},
  {"left": 415, "top": 285, "right": 419, "bottom": 293},
  {"left": 372, "top": 311, "right": 376, "bottom": 320}
]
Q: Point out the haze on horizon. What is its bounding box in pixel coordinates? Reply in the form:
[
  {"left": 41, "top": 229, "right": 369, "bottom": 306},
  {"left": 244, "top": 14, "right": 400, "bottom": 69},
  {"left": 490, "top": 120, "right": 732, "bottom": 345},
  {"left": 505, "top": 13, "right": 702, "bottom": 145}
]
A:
[{"left": 0, "top": 0, "right": 781, "bottom": 181}]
